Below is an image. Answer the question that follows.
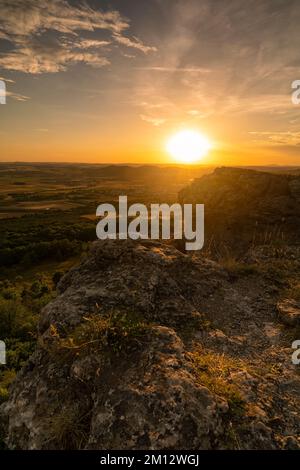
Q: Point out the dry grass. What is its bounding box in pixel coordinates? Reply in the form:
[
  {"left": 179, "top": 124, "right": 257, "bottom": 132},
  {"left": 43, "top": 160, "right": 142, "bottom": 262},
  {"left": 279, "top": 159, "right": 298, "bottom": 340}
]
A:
[
  {"left": 188, "top": 348, "right": 245, "bottom": 417},
  {"left": 43, "top": 405, "right": 90, "bottom": 449},
  {"left": 284, "top": 282, "right": 300, "bottom": 302},
  {"left": 220, "top": 257, "right": 260, "bottom": 276},
  {"left": 48, "top": 310, "right": 150, "bottom": 362}
]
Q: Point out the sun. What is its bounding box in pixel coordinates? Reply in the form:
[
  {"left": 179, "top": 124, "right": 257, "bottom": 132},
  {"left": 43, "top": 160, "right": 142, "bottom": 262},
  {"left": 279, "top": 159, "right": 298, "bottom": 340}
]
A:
[{"left": 166, "top": 129, "right": 211, "bottom": 163}]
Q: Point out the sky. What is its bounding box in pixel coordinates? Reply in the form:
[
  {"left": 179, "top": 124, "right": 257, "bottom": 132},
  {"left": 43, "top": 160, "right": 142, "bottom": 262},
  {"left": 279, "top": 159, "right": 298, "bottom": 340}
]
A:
[{"left": 0, "top": 0, "right": 300, "bottom": 165}]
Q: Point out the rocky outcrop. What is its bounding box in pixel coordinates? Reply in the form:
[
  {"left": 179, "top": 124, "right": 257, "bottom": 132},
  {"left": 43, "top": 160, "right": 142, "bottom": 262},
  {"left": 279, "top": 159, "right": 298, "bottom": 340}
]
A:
[
  {"left": 1, "top": 325, "right": 226, "bottom": 450},
  {"left": 1, "top": 240, "right": 300, "bottom": 450},
  {"left": 277, "top": 299, "right": 300, "bottom": 327},
  {"left": 179, "top": 167, "right": 300, "bottom": 252}
]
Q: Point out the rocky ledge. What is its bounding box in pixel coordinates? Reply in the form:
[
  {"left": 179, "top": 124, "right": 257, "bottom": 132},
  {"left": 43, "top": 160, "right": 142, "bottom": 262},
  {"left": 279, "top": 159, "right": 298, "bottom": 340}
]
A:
[{"left": 1, "top": 239, "right": 300, "bottom": 449}]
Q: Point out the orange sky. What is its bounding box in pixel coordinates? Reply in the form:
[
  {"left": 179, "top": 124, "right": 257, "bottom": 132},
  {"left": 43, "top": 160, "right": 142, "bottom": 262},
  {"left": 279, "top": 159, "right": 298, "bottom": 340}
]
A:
[{"left": 0, "top": 0, "right": 300, "bottom": 166}]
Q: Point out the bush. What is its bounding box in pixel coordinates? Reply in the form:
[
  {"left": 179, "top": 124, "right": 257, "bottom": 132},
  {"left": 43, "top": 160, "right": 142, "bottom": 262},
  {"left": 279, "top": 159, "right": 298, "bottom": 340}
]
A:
[
  {"left": 51, "top": 310, "right": 149, "bottom": 362},
  {"left": 5, "top": 339, "right": 35, "bottom": 370},
  {"left": 0, "top": 370, "right": 16, "bottom": 404},
  {"left": 0, "top": 297, "right": 37, "bottom": 340}
]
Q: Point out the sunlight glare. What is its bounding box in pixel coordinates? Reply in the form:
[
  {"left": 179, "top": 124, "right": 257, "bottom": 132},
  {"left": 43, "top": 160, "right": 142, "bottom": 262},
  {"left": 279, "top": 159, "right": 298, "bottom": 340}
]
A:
[{"left": 166, "top": 130, "right": 211, "bottom": 163}]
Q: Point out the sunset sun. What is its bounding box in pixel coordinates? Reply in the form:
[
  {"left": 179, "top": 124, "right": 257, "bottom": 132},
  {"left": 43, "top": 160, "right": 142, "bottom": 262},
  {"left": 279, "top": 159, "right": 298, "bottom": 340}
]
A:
[{"left": 166, "top": 130, "right": 212, "bottom": 164}]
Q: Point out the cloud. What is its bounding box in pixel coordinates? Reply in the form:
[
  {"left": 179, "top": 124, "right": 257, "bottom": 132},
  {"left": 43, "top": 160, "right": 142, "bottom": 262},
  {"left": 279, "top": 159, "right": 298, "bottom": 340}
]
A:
[
  {"left": 0, "top": 0, "right": 157, "bottom": 73},
  {"left": 5, "top": 90, "right": 30, "bottom": 101},
  {"left": 137, "top": 66, "right": 211, "bottom": 73},
  {"left": 113, "top": 34, "right": 157, "bottom": 54},
  {"left": 0, "top": 76, "right": 15, "bottom": 83},
  {"left": 133, "top": 0, "right": 300, "bottom": 130},
  {"left": 0, "top": 0, "right": 128, "bottom": 38},
  {"left": 249, "top": 131, "right": 300, "bottom": 146},
  {"left": 0, "top": 31, "right": 9, "bottom": 40},
  {"left": 122, "top": 53, "right": 136, "bottom": 59},
  {"left": 0, "top": 36, "right": 110, "bottom": 73},
  {"left": 74, "top": 39, "right": 111, "bottom": 49},
  {"left": 140, "top": 114, "right": 166, "bottom": 126},
  {"left": 0, "top": 75, "right": 29, "bottom": 101},
  {"left": 186, "top": 109, "right": 211, "bottom": 119}
]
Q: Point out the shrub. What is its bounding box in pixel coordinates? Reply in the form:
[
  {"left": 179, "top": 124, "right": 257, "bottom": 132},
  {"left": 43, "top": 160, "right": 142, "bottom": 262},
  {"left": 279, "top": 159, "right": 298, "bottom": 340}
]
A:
[
  {"left": 0, "top": 370, "right": 16, "bottom": 404},
  {"left": 50, "top": 310, "right": 149, "bottom": 362},
  {"left": 0, "top": 298, "right": 37, "bottom": 340}
]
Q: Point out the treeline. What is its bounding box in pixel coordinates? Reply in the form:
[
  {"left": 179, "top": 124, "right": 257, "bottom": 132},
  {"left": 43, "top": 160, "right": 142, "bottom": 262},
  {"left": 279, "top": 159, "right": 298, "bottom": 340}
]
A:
[
  {"left": 0, "top": 216, "right": 96, "bottom": 267},
  {"left": 0, "top": 239, "right": 81, "bottom": 267}
]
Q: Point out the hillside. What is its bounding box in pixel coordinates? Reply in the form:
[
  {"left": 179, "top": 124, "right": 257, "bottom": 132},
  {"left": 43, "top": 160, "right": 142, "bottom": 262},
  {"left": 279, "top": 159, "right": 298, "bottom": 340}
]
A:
[
  {"left": 1, "top": 236, "right": 300, "bottom": 449},
  {"left": 1, "top": 167, "right": 300, "bottom": 450},
  {"left": 179, "top": 167, "right": 300, "bottom": 254}
]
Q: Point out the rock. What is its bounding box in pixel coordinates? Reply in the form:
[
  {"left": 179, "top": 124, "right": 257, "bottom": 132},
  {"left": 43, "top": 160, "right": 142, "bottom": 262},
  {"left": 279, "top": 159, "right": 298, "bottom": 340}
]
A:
[
  {"left": 1, "top": 239, "right": 300, "bottom": 450},
  {"left": 264, "top": 323, "right": 282, "bottom": 344},
  {"left": 1, "top": 240, "right": 228, "bottom": 450},
  {"left": 282, "top": 436, "right": 300, "bottom": 450},
  {"left": 86, "top": 326, "right": 223, "bottom": 450},
  {"left": 277, "top": 299, "right": 300, "bottom": 326},
  {"left": 38, "top": 239, "right": 225, "bottom": 334},
  {"left": 2, "top": 325, "right": 225, "bottom": 450}
]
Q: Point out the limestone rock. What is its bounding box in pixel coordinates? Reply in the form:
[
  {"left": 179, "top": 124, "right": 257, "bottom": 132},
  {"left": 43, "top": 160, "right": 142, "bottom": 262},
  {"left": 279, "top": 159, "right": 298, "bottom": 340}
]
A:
[
  {"left": 1, "top": 239, "right": 300, "bottom": 450},
  {"left": 277, "top": 299, "right": 300, "bottom": 327}
]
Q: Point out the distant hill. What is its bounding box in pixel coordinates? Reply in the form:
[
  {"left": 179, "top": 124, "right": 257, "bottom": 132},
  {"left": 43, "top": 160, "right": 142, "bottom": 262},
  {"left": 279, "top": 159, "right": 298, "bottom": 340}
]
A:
[{"left": 179, "top": 167, "right": 300, "bottom": 253}]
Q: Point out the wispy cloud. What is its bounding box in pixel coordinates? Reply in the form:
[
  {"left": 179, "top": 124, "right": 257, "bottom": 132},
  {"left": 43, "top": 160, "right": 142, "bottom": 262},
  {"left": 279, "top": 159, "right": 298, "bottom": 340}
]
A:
[
  {"left": 0, "top": 0, "right": 128, "bottom": 37},
  {"left": 113, "top": 34, "right": 157, "bottom": 54},
  {"left": 0, "top": 75, "right": 29, "bottom": 101},
  {"left": 0, "top": 0, "right": 156, "bottom": 74},
  {"left": 140, "top": 114, "right": 166, "bottom": 126},
  {"left": 0, "top": 76, "right": 15, "bottom": 83},
  {"left": 0, "top": 36, "right": 110, "bottom": 73},
  {"left": 134, "top": 0, "right": 300, "bottom": 132},
  {"left": 249, "top": 131, "right": 300, "bottom": 146},
  {"left": 73, "top": 39, "right": 111, "bottom": 49},
  {"left": 137, "top": 66, "right": 211, "bottom": 73},
  {"left": 5, "top": 90, "right": 30, "bottom": 101}
]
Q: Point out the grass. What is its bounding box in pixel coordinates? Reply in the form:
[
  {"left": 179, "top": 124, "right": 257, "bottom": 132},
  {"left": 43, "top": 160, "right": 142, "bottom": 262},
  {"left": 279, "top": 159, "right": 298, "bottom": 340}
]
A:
[
  {"left": 178, "top": 311, "right": 210, "bottom": 341},
  {"left": 43, "top": 405, "right": 91, "bottom": 449},
  {"left": 39, "top": 310, "right": 151, "bottom": 448},
  {"left": 189, "top": 348, "right": 247, "bottom": 449},
  {"left": 204, "top": 240, "right": 261, "bottom": 278},
  {"left": 220, "top": 257, "right": 260, "bottom": 277},
  {"left": 49, "top": 309, "right": 150, "bottom": 363},
  {"left": 189, "top": 348, "right": 245, "bottom": 417}
]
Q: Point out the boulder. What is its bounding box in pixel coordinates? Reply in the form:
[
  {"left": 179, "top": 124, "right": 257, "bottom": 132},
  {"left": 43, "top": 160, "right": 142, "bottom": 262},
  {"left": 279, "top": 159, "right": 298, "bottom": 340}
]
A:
[{"left": 277, "top": 299, "right": 300, "bottom": 327}]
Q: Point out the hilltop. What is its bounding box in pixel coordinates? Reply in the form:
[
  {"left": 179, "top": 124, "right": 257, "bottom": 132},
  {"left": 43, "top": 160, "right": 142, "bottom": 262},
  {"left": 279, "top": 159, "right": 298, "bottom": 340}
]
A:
[
  {"left": 179, "top": 167, "right": 300, "bottom": 254},
  {"left": 1, "top": 236, "right": 300, "bottom": 449}
]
